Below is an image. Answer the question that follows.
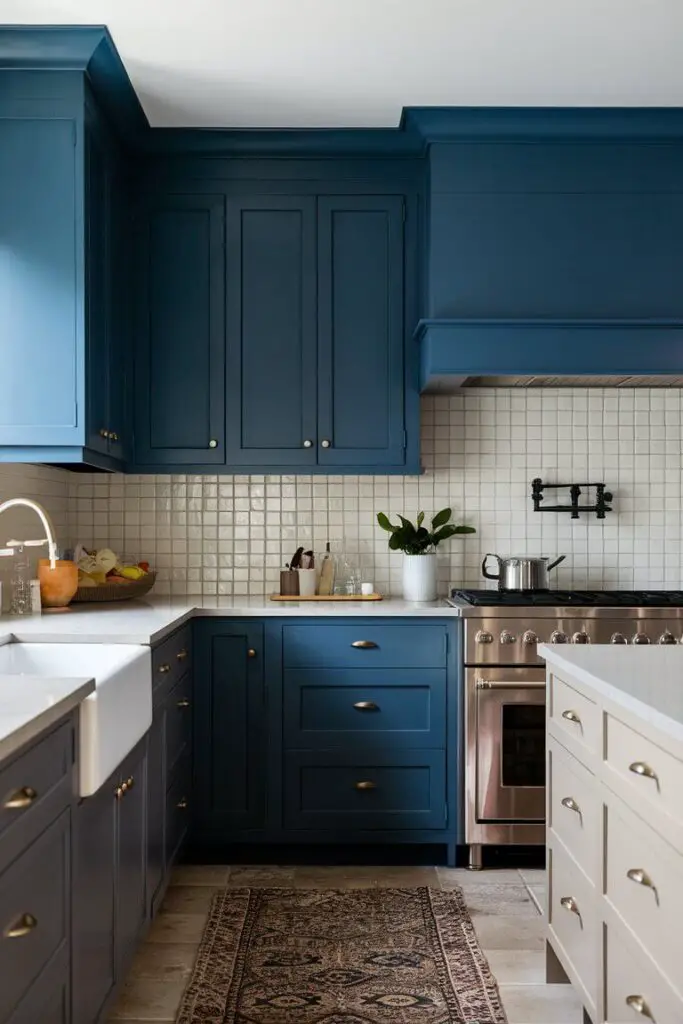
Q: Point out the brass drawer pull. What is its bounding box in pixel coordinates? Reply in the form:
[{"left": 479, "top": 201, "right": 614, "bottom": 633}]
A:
[
  {"left": 627, "top": 868, "right": 659, "bottom": 905},
  {"left": 176, "top": 648, "right": 188, "bottom": 661},
  {"left": 158, "top": 663, "right": 171, "bottom": 674},
  {"left": 559, "top": 896, "right": 582, "bottom": 926},
  {"left": 126, "top": 776, "right": 134, "bottom": 789},
  {"left": 355, "top": 781, "right": 376, "bottom": 791},
  {"left": 3, "top": 786, "right": 37, "bottom": 809},
  {"left": 5, "top": 913, "right": 37, "bottom": 939},
  {"left": 115, "top": 784, "right": 123, "bottom": 800},
  {"left": 629, "top": 761, "right": 660, "bottom": 790},
  {"left": 561, "top": 709, "right": 582, "bottom": 725},
  {"left": 177, "top": 797, "right": 188, "bottom": 809},
  {"left": 351, "top": 640, "right": 378, "bottom": 649},
  {"left": 625, "top": 995, "right": 655, "bottom": 1020},
  {"left": 177, "top": 698, "right": 191, "bottom": 708},
  {"left": 248, "top": 648, "right": 257, "bottom": 659},
  {"left": 353, "top": 701, "right": 379, "bottom": 711},
  {"left": 561, "top": 796, "right": 582, "bottom": 819}
]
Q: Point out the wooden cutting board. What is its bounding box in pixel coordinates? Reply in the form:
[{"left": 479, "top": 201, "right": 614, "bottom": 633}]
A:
[{"left": 269, "top": 593, "right": 383, "bottom": 602}]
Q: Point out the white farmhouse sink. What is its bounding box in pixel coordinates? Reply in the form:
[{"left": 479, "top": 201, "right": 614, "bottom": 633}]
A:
[{"left": 0, "top": 643, "right": 151, "bottom": 796}]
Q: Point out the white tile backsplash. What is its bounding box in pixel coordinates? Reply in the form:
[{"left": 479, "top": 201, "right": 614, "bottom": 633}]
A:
[{"left": 64, "top": 389, "right": 683, "bottom": 598}]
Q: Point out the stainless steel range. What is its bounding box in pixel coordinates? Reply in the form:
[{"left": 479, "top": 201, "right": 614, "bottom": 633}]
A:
[{"left": 446, "top": 589, "right": 683, "bottom": 868}]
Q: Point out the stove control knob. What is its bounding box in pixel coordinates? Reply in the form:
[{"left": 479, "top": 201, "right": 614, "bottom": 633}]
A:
[
  {"left": 571, "top": 631, "right": 590, "bottom": 645},
  {"left": 522, "top": 630, "right": 538, "bottom": 645},
  {"left": 475, "top": 630, "right": 494, "bottom": 645},
  {"left": 550, "top": 630, "right": 568, "bottom": 644},
  {"left": 658, "top": 630, "right": 677, "bottom": 645},
  {"left": 610, "top": 632, "right": 627, "bottom": 644},
  {"left": 631, "top": 632, "right": 651, "bottom": 645},
  {"left": 499, "top": 630, "right": 516, "bottom": 645}
]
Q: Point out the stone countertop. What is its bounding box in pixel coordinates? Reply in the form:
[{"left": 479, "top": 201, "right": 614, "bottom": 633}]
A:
[
  {"left": 540, "top": 644, "right": 683, "bottom": 744},
  {"left": 0, "top": 675, "right": 95, "bottom": 764},
  {"left": 0, "top": 596, "right": 458, "bottom": 646}
]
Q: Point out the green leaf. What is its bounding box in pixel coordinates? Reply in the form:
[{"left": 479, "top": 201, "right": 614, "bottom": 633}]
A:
[
  {"left": 431, "top": 507, "right": 452, "bottom": 529},
  {"left": 397, "top": 515, "right": 415, "bottom": 533},
  {"left": 452, "top": 524, "right": 476, "bottom": 534},
  {"left": 417, "top": 511, "right": 425, "bottom": 527},
  {"left": 376, "top": 512, "right": 397, "bottom": 533},
  {"left": 388, "top": 532, "right": 404, "bottom": 551},
  {"left": 432, "top": 524, "right": 476, "bottom": 546}
]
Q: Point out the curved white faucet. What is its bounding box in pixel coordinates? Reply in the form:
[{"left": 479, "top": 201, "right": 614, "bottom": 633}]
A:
[{"left": 0, "top": 498, "right": 58, "bottom": 569}]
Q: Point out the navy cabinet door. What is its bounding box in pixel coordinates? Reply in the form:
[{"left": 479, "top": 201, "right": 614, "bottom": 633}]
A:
[
  {"left": 116, "top": 743, "right": 147, "bottom": 974},
  {"left": 135, "top": 193, "right": 226, "bottom": 465},
  {"left": 194, "top": 622, "right": 266, "bottom": 837},
  {"left": 317, "top": 196, "right": 406, "bottom": 467},
  {"left": 84, "top": 123, "right": 110, "bottom": 456},
  {"left": 146, "top": 707, "right": 165, "bottom": 918},
  {"left": 225, "top": 196, "right": 317, "bottom": 466}
]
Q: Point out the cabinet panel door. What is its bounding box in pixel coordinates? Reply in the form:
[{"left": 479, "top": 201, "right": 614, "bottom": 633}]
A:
[
  {"left": 317, "top": 195, "right": 405, "bottom": 467},
  {"left": 116, "top": 744, "right": 147, "bottom": 974},
  {"left": 135, "top": 193, "right": 225, "bottom": 464},
  {"left": 84, "top": 123, "right": 110, "bottom": 455},
  {"left": 146, "top": 710, "right": 165, "bottom": 918},
  {"left": 194, "top": 623, "right": 266, "bottom": 835},
  {"left": 225, "top": 196, "right": 317, "bottom": 466}
]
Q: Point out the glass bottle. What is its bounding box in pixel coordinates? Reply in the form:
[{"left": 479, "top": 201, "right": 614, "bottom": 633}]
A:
[{"left": 9, "top": 543, "right": 33, "bottom": 615}]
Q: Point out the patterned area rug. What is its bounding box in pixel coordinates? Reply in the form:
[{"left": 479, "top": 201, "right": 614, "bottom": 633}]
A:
[{"left": 176, "top": 886, "right": 508, "bottom": 1023}]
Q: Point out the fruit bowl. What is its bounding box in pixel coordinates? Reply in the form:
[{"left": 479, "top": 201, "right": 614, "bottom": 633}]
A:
[{"left": 71, "top": 571, "right": 157, "bottom": 603}]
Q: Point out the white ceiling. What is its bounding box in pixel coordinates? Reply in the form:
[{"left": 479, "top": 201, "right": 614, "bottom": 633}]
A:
[{"left": 2, "top": 0, "right": 683, "bottom": 128}]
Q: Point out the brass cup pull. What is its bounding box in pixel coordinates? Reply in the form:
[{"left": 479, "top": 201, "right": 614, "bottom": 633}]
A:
[
  {"left": 561, "top": 709, "right": 582, "bottom": 725},
  {"left": 5, "top": 913, "right": 37, "bottom": 939},
  {"left": 177, "top": 698, "right": 191, "bottom": 708},
  {"left": 176, "top": 648, "right": 188, "bottom": 661},
  {"left": 126, "top": 776, "right": 134, "bottom": 789},
  {"left": 561, "top": 796, "right": 582, "bottom": 819},
  {"left": 627, "top": 868, "right": 659, "bottom": 905},
  {"left": 353, "top": 701, "right": 379, "bottom": 711},
  {"left": 248, "top": 648, "right": 257, "bottom": 659},
  {"left": 629, "top": 761, "right": 660, "bottom": 790},
  {"left": 559, "top": 896, "right": 583, "bottom": 926},
  {"left": 109, "top": 432, "right": 119, "bottom": 443},
  {"left": 158, "top": 663, "right": 171, "bottom": 674},
  {"left": 120, "top": 781, "right": 129, "bottom": 796},
  {"left": 99, "top": 428, "right": 110, "bottom": 439},
  {"left": 351, "top": 640, "right": 378, "bottom": 649},
  {"left": 355, "top": 781, "right": 376, "bottom": 791},
  {"left": 177, "top": 797, "right": 188, "bottom": 809},
  {"left": 626, "top": 995, "right": 655, "bottom": 1020},
  {"left": 3, "top": 786, "right": 37, "bottom": 810},
  {"left": 115, "top": 785, "right": 123, "bottom": 800}
]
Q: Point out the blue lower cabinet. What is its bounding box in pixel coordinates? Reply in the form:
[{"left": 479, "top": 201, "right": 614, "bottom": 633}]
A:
[
  {"left": 282, "top": 621, "right": 449, "bottom": 669},
  {"left": 284, "top": 750, "right": 447, "bottom": 831}
]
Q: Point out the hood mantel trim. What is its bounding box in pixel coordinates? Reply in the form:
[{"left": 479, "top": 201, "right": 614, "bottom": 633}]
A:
[{"left": 415, "top": 318, "right": 683, "bottom": 392}]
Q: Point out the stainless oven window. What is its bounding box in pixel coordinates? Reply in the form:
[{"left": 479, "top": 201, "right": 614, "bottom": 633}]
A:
[{"left": 501, "top": 703, "right": 546, "bottom": 788}]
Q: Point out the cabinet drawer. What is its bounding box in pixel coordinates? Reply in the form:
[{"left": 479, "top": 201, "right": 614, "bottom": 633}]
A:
[
  {"left": 166, "top": 755, "right": 191, "bottom": 867},
  {"left": 284, "top": 750, "right": 446, "bottom": 831},
  {"left": 549, "top": 737, "right": 599, "bottom": 882},
  {"left": 152, "top": 625, "right": 192, "bottom": 698},
  {"left": 166, "top": 673, "right": 193, "bottom": 778},
  {"left": 6, "top": 942, "right": 69, "bottom": 1024},
  {"left": 605, "top": 713, "right": 683, "bottom": 829},
  {"left": 548, "top": 833, "right": 598, "bottom": 1015},
  {"left": 605, "top": 797, "right": 683, "bottom": 1000},
  {"left": 549, "top": 673, "right": 600, "bottom": 757},
  {"left": 282, "top": 623, "right": 448, "bottom": 669},
  {"left": 284, "top": 669, "right": 446, "bottom": 749},
  {"left": 605, "top": 919, "right": 683, "bottom": 1023},
  {"left": 0, "top": 811, "right": 69, "bottom": 1021},
  {"left": 0, "top": 721, "right": 71, "bottom": 855}
]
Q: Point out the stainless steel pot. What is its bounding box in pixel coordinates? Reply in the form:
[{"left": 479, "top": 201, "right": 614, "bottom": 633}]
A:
[{"left": 482, "top": 554, "right": 566, "bottom": 591}]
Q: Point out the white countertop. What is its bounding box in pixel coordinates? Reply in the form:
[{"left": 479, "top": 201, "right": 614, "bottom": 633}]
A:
[
  {"left": 540, "top": 644, "right": 683, "bottom": 743},
  {"left": 0, "top": 675, "right": 95, "bottom": 763},
  {"left": 0, "top": 597, "right": 456, "bottom": 646}
]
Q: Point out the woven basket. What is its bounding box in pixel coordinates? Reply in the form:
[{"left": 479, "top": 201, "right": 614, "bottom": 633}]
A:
[{"left": 71, "top": 571, "right": 157, "bottom": 604}]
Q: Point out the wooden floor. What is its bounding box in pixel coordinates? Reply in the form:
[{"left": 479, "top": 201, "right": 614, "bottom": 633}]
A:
[{"left": 109, "top": 865, "right": 583, "bottom": 1023}]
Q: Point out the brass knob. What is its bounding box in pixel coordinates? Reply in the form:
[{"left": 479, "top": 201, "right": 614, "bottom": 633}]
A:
[
  {"left": 208, "top": 439, "right": 218, "bottom": 449},
  {"left": 109, "top": 432, "right": 119, "bottom": 442},
  {"left": 5, "top": 913, "right": 37, "bottom": 939},
  {"left": 177, "top": 698, "right": 191, "bottom": 708},
  {"left": 625, "top": 995, "right": 655, "bottom": 1020},
  {"left": 177, "top": 797, "right": 188, "bottom": 809},
  {"left": 351, "top": 640, "right": 378, "bottom": 649},
  {"left": 355, "top": 781, "right": 376, "bottom": 791},
  {"left": 561, "top": 796, "right": 582, "bottom": 818},
  {"left": 248, "top": 648, "right": 257, "bottom": 658},
  {"left": 321, "top": 439, "right": 331, "bottom": 448},
  {"left": 626, "top": 868, "right": 659, "bottom": 905},
  {"left": 176, "top": 648, "right": 188, "bottom": 661},
  {"left": 158, "top": 663, "right": 171, "bottom": 674},
  {"left": 126, "top": 776, "right": 134, "bottom": 789},
  {"left": 120, "top": 781, "right": 129, "bottom": 796},
  {"left": 561, "top": 709, "right": 582, "bottom": 725},
  {"left": 303, "top": 439, "right": 313, "bottom": 448},
  {"left": 629, "top": 761, "right": 659, "bottom": 789},
  {"left": 115, "top": 785, "right": 123, "bottom": 800},
  {"left": 353, "top": 701, "right": 379, "bottom": 711},
  {"left": 559, "top": 896, "right": 582, "bottom": 926},
  {"left": 3, "top": 786, "right": 37, "bottom": 809},
  {"left": 99, "top": 428, "right": 110, "bottom": 439}
]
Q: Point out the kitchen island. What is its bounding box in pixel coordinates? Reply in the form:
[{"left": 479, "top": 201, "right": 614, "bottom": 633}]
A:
[{"left": 541, "top": 645, "right": 683, "bottom": 1024}]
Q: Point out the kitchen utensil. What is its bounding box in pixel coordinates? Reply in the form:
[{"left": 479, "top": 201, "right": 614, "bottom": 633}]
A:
[
  {"left": 482, "top": 554, "right": 566, "bottom": 591},
  {"left": 289, "top": 547, "right": 304, "bottom": 570},
  {"left": 280, "top": 569, "right": 300, "bottom": 597},
  {"left": 296, "top": 568, "right": 317, "bottom": 596}
]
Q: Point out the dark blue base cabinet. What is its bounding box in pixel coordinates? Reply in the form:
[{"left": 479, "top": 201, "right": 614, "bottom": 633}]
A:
[{"left": 192, "top": 618, "right": 461, "bottom": 863}]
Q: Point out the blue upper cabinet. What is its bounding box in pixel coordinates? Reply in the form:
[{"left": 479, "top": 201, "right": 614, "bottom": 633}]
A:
[
  {"left": 224, "top": 196, "right": 317, "bottom": 467},
  {"left": 317, "top": 195, "right": 406, "bottom": 467},
  {"left": 134, "top": 193, "right": 226, "bottom": 465}
]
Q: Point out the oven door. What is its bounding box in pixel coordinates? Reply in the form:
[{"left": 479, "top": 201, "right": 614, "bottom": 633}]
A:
[{"left": 467, "top": 666, "right": 546, "bottom": 823}]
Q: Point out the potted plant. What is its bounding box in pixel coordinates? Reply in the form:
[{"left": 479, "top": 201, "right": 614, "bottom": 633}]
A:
[{"left": 376, "top": 508, "right": 475, "bottom": 601}]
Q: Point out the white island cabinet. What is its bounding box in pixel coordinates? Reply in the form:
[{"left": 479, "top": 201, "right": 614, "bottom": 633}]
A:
[{"left": 540, "top": 645, "right": 683, "bottom": 1024}]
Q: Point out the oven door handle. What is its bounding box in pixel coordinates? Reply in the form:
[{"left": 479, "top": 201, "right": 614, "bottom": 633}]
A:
[{"left": 475, "top": 679, "right": 546, "bottom": 690}]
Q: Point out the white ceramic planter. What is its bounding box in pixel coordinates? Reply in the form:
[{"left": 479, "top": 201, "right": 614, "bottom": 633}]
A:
[{"left": 402, "top": 552, "right": 437, "bottom": 602}]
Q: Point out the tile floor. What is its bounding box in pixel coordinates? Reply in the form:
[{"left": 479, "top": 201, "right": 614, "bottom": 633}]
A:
[{"left": 109, "top": 864, "right": 583, "bottom": 1024}]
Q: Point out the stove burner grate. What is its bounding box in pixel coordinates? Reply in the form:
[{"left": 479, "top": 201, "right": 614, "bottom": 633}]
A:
[{"left": 452, "top": 589, "right": 683, "bottom": 608}]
